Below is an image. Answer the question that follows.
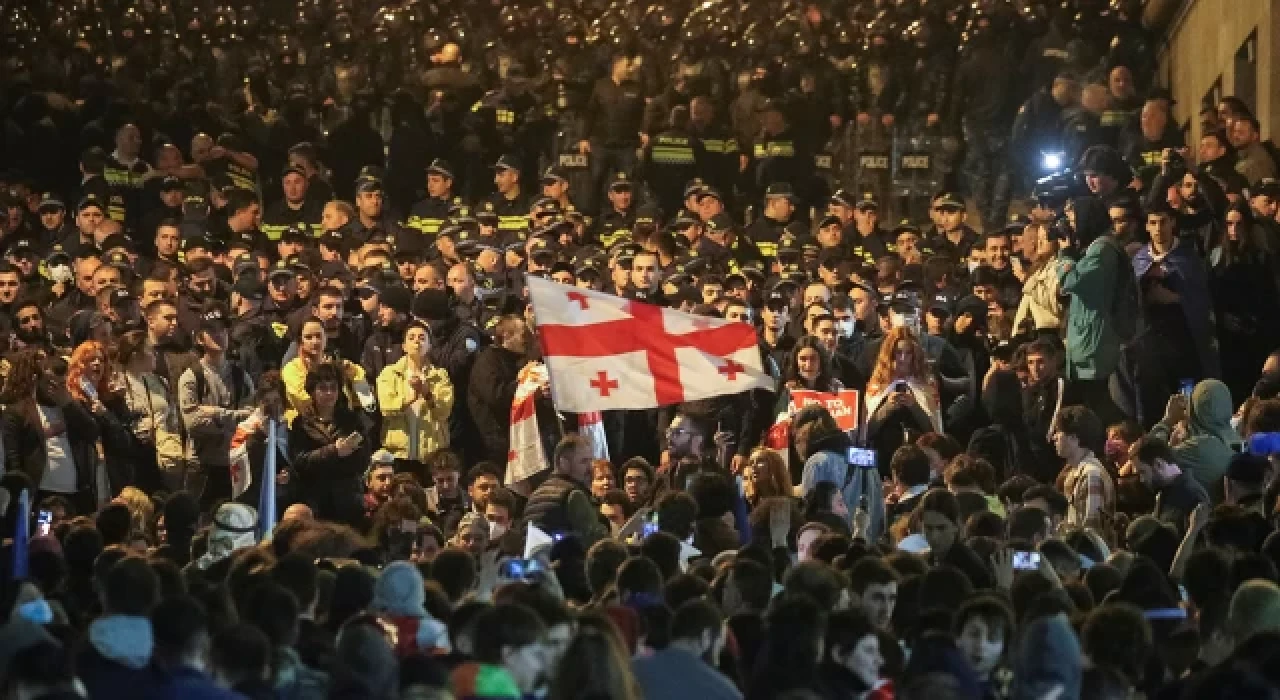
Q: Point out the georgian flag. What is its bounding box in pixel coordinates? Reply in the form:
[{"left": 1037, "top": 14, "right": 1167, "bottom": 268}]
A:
[
  {"left": 527, "top": 277, "right": 772, "bottom": 412},
  {"left": 506, "top": 362, "right": 551, "bottom": 495}
]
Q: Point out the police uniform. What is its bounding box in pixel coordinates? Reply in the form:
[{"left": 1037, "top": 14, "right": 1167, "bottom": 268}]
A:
[
  {"left": 646, "top": 126, "right": 703, "bottom": 217},
  {"left": 405, "top": 159, "right": 463, "bottom": 245},
  {"left": 591, "top": 173, "right": 637, "bottom": 249},
  {"left": 484, "top": 155, "right": 532, "bottom": 236},
  {"left": 103, "top": 153, "right": 151, "bottom": 227},
  {"left": 261, "top": 167, "right": 325, "bottom": 241},
  {"left": 744, "top": 183, "right": 803, "bottom": 260}
]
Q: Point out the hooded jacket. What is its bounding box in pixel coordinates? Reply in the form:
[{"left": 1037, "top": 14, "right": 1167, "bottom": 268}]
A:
[
  {"left": 1150, "top": 379, "right": 1242, "bottom": 501},
  {"left": 76, "top": 614, "right": 162, "bottom": 700},
  {"left": 1057, "top": 197, "right": 1126, "bottom": 381},
  {"left": 800, "top": 431, "right": 886, "bottom": 541}
]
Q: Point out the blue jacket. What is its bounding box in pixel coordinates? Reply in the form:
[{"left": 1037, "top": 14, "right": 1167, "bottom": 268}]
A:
[
  {"left": 156, "top": 667, "right": 246, "bottom": 700},
  {"left": 1132, "top": 241, "right": 1220, "bottom": 378},
  {"left": 800, "top": 433, "right": 886, "bottom": 540}
]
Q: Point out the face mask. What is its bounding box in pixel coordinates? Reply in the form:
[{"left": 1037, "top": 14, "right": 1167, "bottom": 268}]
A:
[
  {"left": 489, "top": 521, "right": 507, "bottom": 539},
  {"left": 838, "top": 319, "right": 856, "bottom": 338},
  {"left": 16, "top": 599, "right": 52, "bottom": 625}
]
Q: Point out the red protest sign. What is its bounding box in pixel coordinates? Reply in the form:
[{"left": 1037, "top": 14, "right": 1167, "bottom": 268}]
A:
[{"left": 788, "top": 389, "right": 861, "bottom": 432}]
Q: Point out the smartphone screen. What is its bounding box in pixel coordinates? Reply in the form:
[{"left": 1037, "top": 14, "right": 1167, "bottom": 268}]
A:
[
  {"left": 1012, "top": 551, "right": 1041, "bottom": 570},
  {"left": 1180, "top": 379, "right": 1195, "bottom": 398},
  {"left": 847, "top": 447, "right": 877, "bottom": 468},
  {"left": 36, "top": 510, "right": 52, "bottom": 538}
]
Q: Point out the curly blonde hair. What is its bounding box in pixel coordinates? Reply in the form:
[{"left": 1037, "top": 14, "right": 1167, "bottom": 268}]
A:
[
  {"left": 867, "top": 326, "right": 933, "bottom": 395},
  {"left": 116, "top": 486, "right": 155, "bottom": 539},
  {"left": 744, "top": 448, "right": 793, "bottom": 504}
]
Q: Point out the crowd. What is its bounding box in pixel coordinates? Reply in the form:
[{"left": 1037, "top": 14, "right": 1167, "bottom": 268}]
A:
[{"left": 4, "top": 0, "right": 1280, "bottom": 698}]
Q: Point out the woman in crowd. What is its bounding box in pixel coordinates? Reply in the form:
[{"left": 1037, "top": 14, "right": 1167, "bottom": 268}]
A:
[
  {"left": 917, "top": 487, "right": 994, "bottom": 589},
  {"left": 968, "top": 368, "right": 1040, "bottom": 483},
  {"left": 282, "top": 317, "right": 372, "bottom": 425},
  {"left": 1012, "top": 223, "right": 1063, "bottom": 335},
  {"left": 115, "top": 330, "right": 184, "bottom": 494},
  {"left": 377, "top": 321, "right": 455, "bottom": 471},
  {"left": 67, "top": 340, "right": 134, "bottom": 496},
  {"left": 864, "top": 327, "right": 943, "bottom": 468},
  {"left": 590, "top": 459, "right": 616, "bottom": 501},
  {"left": 1209, "top": 200, "right": 1280, "bottom": 403},
  {"left": 782, "top": 336, "right": 842, "bottom": 395},
  {"left": 0, "top": 349, "right": 105, "bottom": 513},
  {"left": 742, "top": 447, "right": 792, "bottom": 508},
  {"left": 289, "top": 361, "right": 372, "bottom": 526}
]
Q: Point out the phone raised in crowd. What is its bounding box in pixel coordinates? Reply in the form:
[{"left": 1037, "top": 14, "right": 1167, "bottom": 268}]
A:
[
  {"left": 36, "top": 509, "right": 52, "bottom": 538},
  {"left": 1180, "top": 379, "right": 1195, "bottom": 398},
  {"left": 499, "top": 558, "right": 546, "bottom": 581},
  {"left": 847, "top": 447, "right": 877, "bottom": 469},
  {"left": 1012, "top": 551, "right": 1041, "bottom": 571}
]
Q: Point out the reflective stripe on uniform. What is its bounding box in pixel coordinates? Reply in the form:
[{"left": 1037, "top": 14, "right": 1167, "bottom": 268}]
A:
[
  {"left": 651, "top": 146, "right": 696, "bottom": 165},
  {"left": 600, "top": 230, "right": 631, "bottom": 248},
  {"left": 497, "top": 215, "right": 528, "bottom": 231},
  {"left": 753, "top": 142, "right": 795, "bottom": 158},
  {"left": 756, "top": 241, "right": 778, "bottom": 258},
  {"left": 405, "top": 216, "right": 444, "bottom": 235}
]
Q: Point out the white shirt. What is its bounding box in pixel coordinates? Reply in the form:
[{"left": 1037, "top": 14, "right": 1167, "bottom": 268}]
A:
[{"left": 38, "top": 405, "right": 77, "bottom": 494}]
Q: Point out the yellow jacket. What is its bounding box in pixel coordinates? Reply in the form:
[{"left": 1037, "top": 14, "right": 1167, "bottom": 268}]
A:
[
  {"left": 377, "top": 356, "right": 454, "bottom": 460},
  {"left": 282, "top": 357, "right": 370, "bottom": 426}
]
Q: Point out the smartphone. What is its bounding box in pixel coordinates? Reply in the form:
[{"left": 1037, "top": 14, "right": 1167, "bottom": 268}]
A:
[
  {"left": 499, "top": 558, "right": 545, "bottom": 581},
  {"left": 641, "top": 512, "right": 660, "bottom": 539},
  {"left": 79, "top": 377, "right": 98, "bottom": 402},
  {"left": 1180, "top": 379, "right": 1195, "bottom": 398},
  {"left": 1012, "top": 551, "right": 1041, "bottom": 571},
  {"left": 36, "top": 509, "right": 52, "bottom": 537},
  {"left": 847, "top": 447, "right": 877, "bottom": 469}
]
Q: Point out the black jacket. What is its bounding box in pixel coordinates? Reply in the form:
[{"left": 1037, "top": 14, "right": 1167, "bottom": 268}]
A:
[
  {"left": 584, "top": 77, "right": 646, "bottom": 147},
  {"left": 467, "top": 344, "right": 526, "bottom": 463}
]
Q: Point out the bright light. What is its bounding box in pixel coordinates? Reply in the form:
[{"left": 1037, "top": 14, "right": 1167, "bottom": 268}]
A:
[{"left": 1042, "top": 152, "right": 1064, "bottom": 171}]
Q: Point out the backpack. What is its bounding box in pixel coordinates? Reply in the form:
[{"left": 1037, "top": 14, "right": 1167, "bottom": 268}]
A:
[{"left": 1097, "top": 236, "right": 1143, "bottom": 345}]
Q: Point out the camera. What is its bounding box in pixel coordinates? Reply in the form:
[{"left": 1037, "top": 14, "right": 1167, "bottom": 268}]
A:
[{"left": 1032, "top": 169, "right": 1087, "bottom": 211}]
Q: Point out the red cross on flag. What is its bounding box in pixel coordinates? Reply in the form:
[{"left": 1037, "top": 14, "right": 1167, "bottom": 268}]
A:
[{"left": 528, "top": 276, "right": 773, "bottom": 411}]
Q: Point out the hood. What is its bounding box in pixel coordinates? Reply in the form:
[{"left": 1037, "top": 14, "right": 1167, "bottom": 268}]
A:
[
  {"left": 89, "top": 615, "right": 154, "bottom": 670},
  {"left": 1188, "top": 379, "right": 1240, "bottom": 445},
  {"left": 1011, "top": 613, "right": 1081, "bottom": 700}
]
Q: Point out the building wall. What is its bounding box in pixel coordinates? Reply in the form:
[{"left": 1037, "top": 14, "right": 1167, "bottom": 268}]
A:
[{"left": 1159, "top": 0, "right": 1278, "bottom": 143}]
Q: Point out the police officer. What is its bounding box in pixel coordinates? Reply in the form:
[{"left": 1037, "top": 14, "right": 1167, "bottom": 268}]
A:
[
  {"left": 752, "top": 99, "right": 805, "bottom": 204},
  {"left": 261, "top": 165, "right": 324, "bottom": 242},
  {"left": 924, "top": 191, "right": 979, "bottom": 260},
  {"left": 745, "top": 183, "right": 802, "bottom": 260},
  {"left": 538, "top": 166, "right": 582, "bottom": 217},
  {"left": 646, "top": 105, "right": 704, "bottom": 217},
  {"left": 139, "top": 176, "right": 187, "bottom": 250},
  {"left": 104, "top": 123, "right": 153, "bottom": 230},
  {"left": 405, "top": 159, "right": 462, "bottom": 247},
  {"left": 845, "top": 193, "right": 892, "bottom": 261},
  {"left": 688, "top": 97, "right": 740, "bottom": 201},
  {"left": 34, "top": 195, "right": 73, "bottom": 256},
  {"left": 351, "top": 177, "right": 407, "bottom": 250},
  {"left": 486, "top": 155, "right": 532, "bottom": 239},
  {"left": 592, "top": 172, "right": 637, "bottom": 249}
]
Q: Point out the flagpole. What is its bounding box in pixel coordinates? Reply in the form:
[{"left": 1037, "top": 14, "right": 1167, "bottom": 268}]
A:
[
  {"left": 259, "top": 418, "right": 278, "bottom": 540},
  {"left": 12, "top": 488, "right": 29, "bottom": 580}
]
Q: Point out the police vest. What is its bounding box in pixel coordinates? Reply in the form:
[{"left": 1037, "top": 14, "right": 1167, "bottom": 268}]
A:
[
  {"left": 754, "top": 140, "right": 796, "bottom": 158},
  {"left": 651, "top": 134, "right": 696, "bottom": 165},
  {"left": 700, "top": 136, "right": 739, "bottom": 155}
]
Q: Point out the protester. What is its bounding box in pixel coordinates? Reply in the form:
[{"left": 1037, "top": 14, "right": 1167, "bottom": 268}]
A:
[{"left": 2, "top": 6, "right": 1279, "bottom": 700}]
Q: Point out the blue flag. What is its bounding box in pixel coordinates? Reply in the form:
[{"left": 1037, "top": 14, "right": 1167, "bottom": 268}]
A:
[
  {"left": 12, "top": 489, "right": 29, "bottom": 580},
  {"left": 258, "top": 419, "right": 278, "bottom": 540}
]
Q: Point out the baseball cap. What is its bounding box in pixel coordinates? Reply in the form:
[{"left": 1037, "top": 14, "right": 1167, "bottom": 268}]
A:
[
  {"left": 608, "top": 172, "right": 633, "bottom": 191},
  {"left": 198, "top": 306, "right": 231, "bottom": 332},
  {"left": 379, "top": 285, "right": 413, "bottom": 315},
  {"left": 7, "top": 239, "right": 36, "bottom": 259},
  {"left": 683, "top": 178, "right": 708, "bottom": 199},
  {"left": 103, "top": 250, "right": 132, "bottom": 270},
  {"left": 829, "top": 189, "right": 856, "bottom": 208},
  {"left": 267, "top": 260, "right": 296, "bottom": 281},
  {"left": 320, "top": 229, "right": 347, "bottom": 250},
  {"left": 282, "top": 165, "right": 307, "bottom": 180},
  {"left": 696, "top": 187, "right": 724, "bottom": 203},
  {"left": 932, "top": 191, "right": 965, "bottom": 210},
  {"left": 370, "top": 449, "right": 396, "bottom": 468},
  {"left": 160, "top": 175, "right": 184, "bottom": 192},
  {"left": 706, "top": 213, "right": 735, "bottom": 234},
  {"left": 540, "top": 165, "right": 569, "bottom": 184},
  {"left": 76, "top": 196, "right": 105, "bottom": 214},
  {"left": 355, "top": 177, "right": 383, "bottom": 194},
  {"left": 183, "top": 235, "right": 213, "bottom": 252},
  {"left": 109, "top": 287, "right": 136, "bottom": 308},
  {"left": 99, "top": 234, "right": 131, "bottom": 254},
  {"left": 494, "top": 154, "right": 521, "bottom": 172},
  {"left": 818, "top": 214, "right": 842, "bottom": 229},
  {"left": 282, "top": 226, "right": 310, "bottom": 243},
  {"left": 37, "top": 194, "right": 65, "bottom": 213},
  {"left": 427, "top": 159, "right": 456, "bottom": 180},
  {"left": 233, "top": 275, "right": 266, "bottom": 301},
  {"left": 854, "top": 192, "right": 879, "bottom": 210},
  {"left": 232, "top": 252, "right": 259, "bottom": 277},
  {"left": 764, "top": 182, "right": 799, "bottom": 202},
  {"left": 1254, "top": 178, "right": 1280, "bottom": 198}
]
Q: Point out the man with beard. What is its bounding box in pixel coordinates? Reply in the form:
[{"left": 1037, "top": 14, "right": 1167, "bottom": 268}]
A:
[
  {"left": 176, "top": 258, "right": 220, "bottom": 339},
  {"left": 281, "top": 285, "right": 362, "bottom": 364},
  {"left": 145, "top": 298, "right": 198, "bottom": 392},
  {"left": 9, "top": 299, "right": 53, "bottom": 355},
  {"left": 360, "top": 285, "right": 412, "bottom": 381},
  {"left": 0, "top": 263, "right": 24, "bottom": 332},
  {"left": 1021, "top": 338, "right": 1065, "bottom": 483}
]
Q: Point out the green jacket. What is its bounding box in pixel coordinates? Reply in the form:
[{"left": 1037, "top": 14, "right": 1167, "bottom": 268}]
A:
[{"left": 1058, "top": 234, "right": 1127, "bottom": 381}]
